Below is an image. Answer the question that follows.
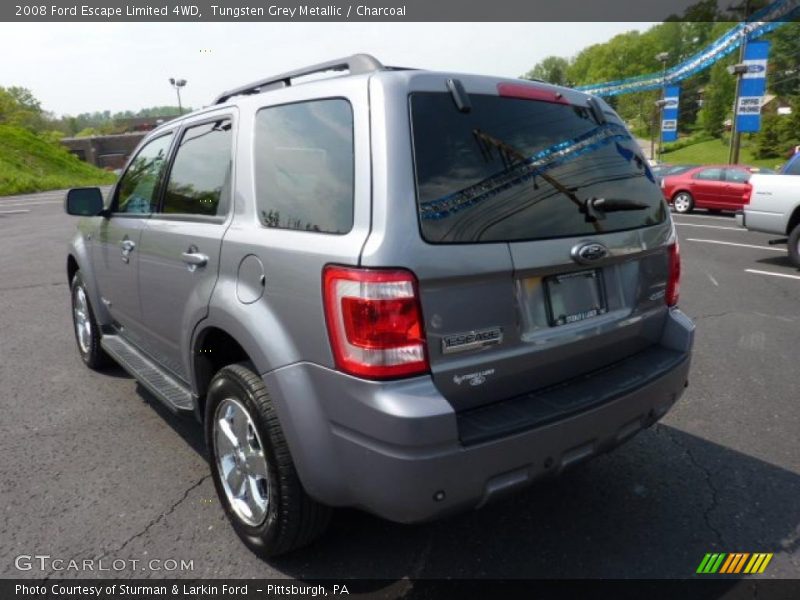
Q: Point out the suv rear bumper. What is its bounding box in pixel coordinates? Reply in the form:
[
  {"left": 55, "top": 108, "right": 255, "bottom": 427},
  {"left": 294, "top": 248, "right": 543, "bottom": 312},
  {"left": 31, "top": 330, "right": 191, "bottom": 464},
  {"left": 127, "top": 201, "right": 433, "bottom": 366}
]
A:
[{"left": 264, "top": 309, "right": 694, "bottom": 523}]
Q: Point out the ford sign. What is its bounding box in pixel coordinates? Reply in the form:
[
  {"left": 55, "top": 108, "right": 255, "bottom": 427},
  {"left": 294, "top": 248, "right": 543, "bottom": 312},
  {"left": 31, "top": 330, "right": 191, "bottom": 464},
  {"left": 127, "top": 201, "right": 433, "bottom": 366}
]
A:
[{"left": 571, "top": 242, "right": 609, "bottom": 264}]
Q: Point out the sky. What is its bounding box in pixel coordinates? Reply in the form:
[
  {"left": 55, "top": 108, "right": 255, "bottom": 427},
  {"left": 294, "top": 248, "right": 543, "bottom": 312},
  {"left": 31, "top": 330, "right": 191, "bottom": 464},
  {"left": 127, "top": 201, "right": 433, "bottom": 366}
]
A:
[{"left": 0, "top": 22, "right": 657, "bottom": 116}]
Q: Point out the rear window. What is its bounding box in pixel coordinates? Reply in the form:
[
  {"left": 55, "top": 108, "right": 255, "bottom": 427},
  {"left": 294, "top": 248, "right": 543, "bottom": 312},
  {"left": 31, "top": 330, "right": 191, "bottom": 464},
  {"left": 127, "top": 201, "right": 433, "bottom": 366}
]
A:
[{"left": 410, "top": 92, "right": 666, "bottom": 243}]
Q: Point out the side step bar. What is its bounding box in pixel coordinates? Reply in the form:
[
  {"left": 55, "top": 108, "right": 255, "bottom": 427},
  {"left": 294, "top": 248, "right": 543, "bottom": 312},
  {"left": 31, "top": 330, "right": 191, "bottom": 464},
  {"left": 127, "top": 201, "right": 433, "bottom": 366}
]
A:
[{"left": 101, "top": 335, "right": 194, "bottom": 414}]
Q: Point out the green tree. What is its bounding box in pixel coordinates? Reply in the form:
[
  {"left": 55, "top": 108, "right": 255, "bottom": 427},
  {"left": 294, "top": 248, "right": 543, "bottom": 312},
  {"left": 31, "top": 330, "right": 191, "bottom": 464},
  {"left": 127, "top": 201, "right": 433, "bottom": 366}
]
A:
[
  {"left": 698, "top": 58, "right": 736, "bottom": 137},
  {"left": 523, "top": 56, "right": 570, "bottom": 86}
]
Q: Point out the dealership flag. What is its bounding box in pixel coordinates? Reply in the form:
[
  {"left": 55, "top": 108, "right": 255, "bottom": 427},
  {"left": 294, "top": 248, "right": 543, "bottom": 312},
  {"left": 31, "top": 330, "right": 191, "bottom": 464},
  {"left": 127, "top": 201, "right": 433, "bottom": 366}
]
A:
[
  {"left": 661, "top": 86, "right": 680, "bottom": 143},
  {"left": 736, "top": 40, "right": 770, "bottom": 133}
]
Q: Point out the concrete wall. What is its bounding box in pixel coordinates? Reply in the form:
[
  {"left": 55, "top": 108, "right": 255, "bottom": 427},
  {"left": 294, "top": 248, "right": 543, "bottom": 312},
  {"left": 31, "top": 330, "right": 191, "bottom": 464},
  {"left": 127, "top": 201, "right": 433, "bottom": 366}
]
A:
[{"left": 61, "top": 133, "right": 145, "bottom": 170}]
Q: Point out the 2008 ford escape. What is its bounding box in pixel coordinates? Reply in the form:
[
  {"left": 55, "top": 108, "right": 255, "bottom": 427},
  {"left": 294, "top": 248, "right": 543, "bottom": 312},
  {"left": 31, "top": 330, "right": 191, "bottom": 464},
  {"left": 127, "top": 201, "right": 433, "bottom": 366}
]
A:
[{"left": 64, "top": 54, "right": 694, "bottom": 556}]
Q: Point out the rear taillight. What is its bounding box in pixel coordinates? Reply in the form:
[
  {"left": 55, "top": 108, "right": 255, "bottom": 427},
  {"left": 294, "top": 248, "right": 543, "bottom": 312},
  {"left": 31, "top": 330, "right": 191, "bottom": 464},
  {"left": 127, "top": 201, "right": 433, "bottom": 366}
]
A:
[
  {"left": 322, "top": 266, "right": 429, "bottom": 379},
  {"left": 666, "top": 242, "right": 681, "bottom": 307},
  {"left": 743, "top": 182, "right": 752, "bottom": 204}
]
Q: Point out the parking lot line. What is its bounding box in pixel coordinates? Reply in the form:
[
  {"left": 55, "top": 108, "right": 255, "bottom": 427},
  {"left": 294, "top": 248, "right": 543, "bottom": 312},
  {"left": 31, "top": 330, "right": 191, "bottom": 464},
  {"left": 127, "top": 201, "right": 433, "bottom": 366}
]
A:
[
  {"left": 676, "top": 223, "right": 743, "bottom": 231},
  {"left": 745, "top": 269, "right": 800, "bottom": 280},
  {"left": 0, "top": 209, "right": 31, "bottom": 215},
  {"left": 685, "top": 238, "right": 784, "bottom": 252}
]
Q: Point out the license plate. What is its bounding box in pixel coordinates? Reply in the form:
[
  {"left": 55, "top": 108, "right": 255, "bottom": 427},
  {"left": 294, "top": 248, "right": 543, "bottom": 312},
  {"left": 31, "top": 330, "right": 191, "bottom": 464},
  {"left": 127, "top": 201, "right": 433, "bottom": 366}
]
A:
[{"left": 545, "top": 269, "right": 607, "bottom": 327}]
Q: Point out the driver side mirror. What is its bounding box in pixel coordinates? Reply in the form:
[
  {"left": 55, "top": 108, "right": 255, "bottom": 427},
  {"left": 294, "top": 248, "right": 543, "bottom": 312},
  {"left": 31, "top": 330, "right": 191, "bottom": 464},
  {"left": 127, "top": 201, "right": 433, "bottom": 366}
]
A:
[{"left": 64, "top": 187, "right": 106, "bottom": 217}]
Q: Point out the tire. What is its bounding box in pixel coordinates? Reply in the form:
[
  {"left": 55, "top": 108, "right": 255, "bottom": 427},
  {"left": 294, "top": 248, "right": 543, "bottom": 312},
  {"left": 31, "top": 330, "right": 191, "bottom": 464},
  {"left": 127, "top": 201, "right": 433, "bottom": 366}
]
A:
[
  {"left": 70, "top": 272, "right": 111, "bottom": 370},
  {"left": 788, "top": 224, "right": 800, "bottom": 268},
  {"left": 205, "top": 363, "right": 331, "bottom": 557},
  {"left": 672, "top": 191, "right": 694, "bottom": 214}
]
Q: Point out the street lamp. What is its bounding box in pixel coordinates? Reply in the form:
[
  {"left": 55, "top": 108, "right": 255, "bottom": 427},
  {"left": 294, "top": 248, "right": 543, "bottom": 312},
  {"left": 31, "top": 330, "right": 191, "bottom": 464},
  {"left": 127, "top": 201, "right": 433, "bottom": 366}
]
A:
[
  {"left": 169, "top": 77, "right": 187, "bottom": 114},
  {"left": 655, "top": 52, "right": 670, "bottom": 162}
]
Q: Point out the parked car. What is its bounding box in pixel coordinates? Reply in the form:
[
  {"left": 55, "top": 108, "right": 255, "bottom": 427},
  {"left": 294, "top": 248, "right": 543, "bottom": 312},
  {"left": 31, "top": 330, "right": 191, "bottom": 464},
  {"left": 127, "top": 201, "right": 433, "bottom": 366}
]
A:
[
  {"left": 737, "top": 159, "right": 800, "bottom": 266},
  {"left": 651, "top": 164, "right": 698, "bottom": 186},
  {"left": 662, "top": 164, "right": 759, "bottom": 214},
  {"left": 63, "top": 54, "right": 694, "bottom": 556}
]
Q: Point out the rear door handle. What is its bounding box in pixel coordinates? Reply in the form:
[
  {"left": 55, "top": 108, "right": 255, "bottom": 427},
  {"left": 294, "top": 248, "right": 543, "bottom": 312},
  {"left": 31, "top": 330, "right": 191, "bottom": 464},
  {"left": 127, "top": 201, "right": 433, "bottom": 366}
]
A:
[{"left": 181, "top": 252, "right": 208, "bottom": 267}]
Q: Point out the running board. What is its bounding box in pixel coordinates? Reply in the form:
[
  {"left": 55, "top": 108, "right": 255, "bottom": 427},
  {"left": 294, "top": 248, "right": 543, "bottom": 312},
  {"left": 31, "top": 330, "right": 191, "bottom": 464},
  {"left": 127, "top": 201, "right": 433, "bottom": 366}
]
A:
[{"left": 101, "top": 335, "right": 194, "bottom": 414}]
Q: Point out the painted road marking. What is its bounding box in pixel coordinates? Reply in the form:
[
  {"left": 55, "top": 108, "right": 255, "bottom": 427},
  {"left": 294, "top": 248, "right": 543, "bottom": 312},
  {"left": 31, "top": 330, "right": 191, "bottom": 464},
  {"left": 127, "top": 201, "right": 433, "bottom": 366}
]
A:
[
  {"left": 745, "top": 269, "right": 800, "bottom": 280},
  {"left": 0, "top": 209, "right": 31, "bottom": 215},
  {"left": 685, "top": 238, "right": 784, "bottom": 252},
  {"left": 676, "top": 223, "right": 743, "bottom": 231},
  {"left": 706, "top": 272, "right": 719, "bottom": 287},
  {"left": 0, "top": 200, "right": 62, "bottom": 207}
]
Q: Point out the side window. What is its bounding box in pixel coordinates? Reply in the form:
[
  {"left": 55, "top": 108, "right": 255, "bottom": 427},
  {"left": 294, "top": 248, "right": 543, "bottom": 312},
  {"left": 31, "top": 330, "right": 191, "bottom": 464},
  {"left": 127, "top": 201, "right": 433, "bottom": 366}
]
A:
[
  {"left": 115, "top": 133, "right": 173, "bottom": 214},
  {"left": 694, "top": 168, "right": 724, "bottom": 181},
  {"left": 784, "top": 156, "right": 800, "bottom": 176},
  {"left": 725, "top": 168, "right": 750, "bottom": 183},
  {"left": 254, "top": 99, "right": 354, "bottom": 234},
  {"left": 163, "top": 119, "right": 233, "bottom": 216}
]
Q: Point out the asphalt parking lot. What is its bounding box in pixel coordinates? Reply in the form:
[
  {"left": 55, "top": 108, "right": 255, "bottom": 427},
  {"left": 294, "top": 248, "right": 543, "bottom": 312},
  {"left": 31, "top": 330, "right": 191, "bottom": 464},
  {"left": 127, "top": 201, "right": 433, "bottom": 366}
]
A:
[{"left": 1, "top": 190, "right": 798, "bottom": 581}]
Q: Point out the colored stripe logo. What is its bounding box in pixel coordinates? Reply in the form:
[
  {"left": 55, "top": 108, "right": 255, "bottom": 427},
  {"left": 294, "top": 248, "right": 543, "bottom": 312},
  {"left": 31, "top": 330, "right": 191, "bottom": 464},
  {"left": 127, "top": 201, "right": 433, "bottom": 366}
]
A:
[{"left": 696, "top": 553, "right": 773, "bottom": 574}]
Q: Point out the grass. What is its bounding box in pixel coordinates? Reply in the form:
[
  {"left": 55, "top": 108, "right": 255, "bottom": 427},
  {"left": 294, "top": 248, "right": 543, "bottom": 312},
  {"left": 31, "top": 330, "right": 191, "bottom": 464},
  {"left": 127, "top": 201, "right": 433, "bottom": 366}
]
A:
[
  {"left": 660, "top": 137, "right": 786, "bottom": 170},
  {"left": 0, "top": 125, "right": 116, "bottom": 196}
]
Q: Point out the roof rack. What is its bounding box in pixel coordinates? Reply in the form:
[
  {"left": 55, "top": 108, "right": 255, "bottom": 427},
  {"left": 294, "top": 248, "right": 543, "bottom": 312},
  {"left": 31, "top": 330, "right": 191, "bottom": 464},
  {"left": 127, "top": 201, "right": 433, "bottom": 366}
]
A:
[{"left": 214, "top": 53, "right": 384, "bottom": 104}]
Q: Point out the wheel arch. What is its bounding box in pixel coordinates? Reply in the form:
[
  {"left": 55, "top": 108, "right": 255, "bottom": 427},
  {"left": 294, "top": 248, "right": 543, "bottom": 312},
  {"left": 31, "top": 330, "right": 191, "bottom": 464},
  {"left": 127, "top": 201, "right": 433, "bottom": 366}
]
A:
[{"left": 785, "top": 204, "right": 800, "bottom": 236}]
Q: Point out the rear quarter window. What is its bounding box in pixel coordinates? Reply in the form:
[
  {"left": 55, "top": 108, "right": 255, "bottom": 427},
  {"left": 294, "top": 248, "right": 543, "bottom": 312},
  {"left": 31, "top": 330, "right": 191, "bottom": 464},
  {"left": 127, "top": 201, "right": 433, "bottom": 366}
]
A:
[
  {"left": 410, "top": 92, "right": 665, "bottom": 244},
  {"left": 254, "top": 99, "right": 354, "bottom": 234}
]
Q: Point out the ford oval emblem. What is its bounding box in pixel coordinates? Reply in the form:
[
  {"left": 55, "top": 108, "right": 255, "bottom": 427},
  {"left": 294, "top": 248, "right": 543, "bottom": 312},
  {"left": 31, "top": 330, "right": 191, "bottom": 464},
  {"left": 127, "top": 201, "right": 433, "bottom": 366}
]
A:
[{"left": 571, "top": 242, "right": 609, "bottom": 264}]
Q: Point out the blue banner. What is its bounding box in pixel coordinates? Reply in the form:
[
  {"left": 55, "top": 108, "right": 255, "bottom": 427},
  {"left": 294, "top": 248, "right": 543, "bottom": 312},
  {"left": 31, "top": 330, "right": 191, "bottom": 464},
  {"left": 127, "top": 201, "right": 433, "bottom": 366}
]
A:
[
  {"left": 662, "top": 86, "right": 680, "bottom": 143},
  {"left": 736, "top": 40, "right": 770, "bottom": 133},
  {"left": 576, "top": 0, "right": 797, "bottom": 97}
]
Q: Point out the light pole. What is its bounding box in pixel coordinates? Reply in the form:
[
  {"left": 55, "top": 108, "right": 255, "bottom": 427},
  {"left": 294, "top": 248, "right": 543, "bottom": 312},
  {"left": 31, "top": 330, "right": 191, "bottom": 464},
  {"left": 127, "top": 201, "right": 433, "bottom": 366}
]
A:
[
  {"left": 727, "top": 63, "right": 749, "bottom": 164},
  {"left": 655, "top": 52, "right": 670, "bottom": 162},
  {"left": 729, "top": 0, "right": 751, "bottom": 165},
  {"left": 168, "top": 77, "right": 187, "bottom": 114}
]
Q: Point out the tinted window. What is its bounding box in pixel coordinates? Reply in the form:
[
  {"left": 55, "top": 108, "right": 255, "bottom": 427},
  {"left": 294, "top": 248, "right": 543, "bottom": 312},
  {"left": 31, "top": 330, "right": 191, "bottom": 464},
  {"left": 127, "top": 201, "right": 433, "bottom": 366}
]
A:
[
  {"left": 115, "top": 134, "right": 173, "bottom": 214},
  {"left": 410, "top": 93, "right": 665, "bottom": 243},
  {"left": 725, "top": 168, "right": 750, "bottom": 183},
  {"left": 254, "top": 99, "right": 354, "bottom": 234},
  {"left": 163, "top": 119, "right": 232, "bottom": 216},
  {"left": 784, "top": 156, "right": 800, "bottom": 176},
  {"left": 694, "top": 168, "right": 724, "bottom": 181}
]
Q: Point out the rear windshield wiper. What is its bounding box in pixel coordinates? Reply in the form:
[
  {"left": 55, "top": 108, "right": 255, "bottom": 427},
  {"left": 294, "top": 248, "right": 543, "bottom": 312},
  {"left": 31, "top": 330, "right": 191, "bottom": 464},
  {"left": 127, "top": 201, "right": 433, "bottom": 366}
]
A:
[
  {"left": 472, "top": 128, "right": 604, "bottom": 231},
  {"left": 582, "top": 197, "right": 649, "bottom": 222}
]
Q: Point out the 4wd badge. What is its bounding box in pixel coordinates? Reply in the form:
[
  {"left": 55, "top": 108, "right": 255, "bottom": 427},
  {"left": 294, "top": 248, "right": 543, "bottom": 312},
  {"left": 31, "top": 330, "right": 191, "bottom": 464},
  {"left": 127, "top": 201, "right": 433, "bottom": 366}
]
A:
[{"left": 442, "top": 327, "right": 503, "bottom": 354}]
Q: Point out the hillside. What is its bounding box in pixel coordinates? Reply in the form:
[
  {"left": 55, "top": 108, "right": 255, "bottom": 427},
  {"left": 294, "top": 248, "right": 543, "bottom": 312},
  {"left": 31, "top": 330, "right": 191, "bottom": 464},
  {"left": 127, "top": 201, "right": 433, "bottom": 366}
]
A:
[{"left": 0, "top": 125, "right": 115, "bottom": 196}]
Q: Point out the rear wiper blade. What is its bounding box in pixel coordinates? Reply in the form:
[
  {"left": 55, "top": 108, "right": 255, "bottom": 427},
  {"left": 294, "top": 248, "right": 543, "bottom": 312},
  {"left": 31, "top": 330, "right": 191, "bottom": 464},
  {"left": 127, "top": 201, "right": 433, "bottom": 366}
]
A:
[{"left": 582, "top": 197, "right": 649, "bottom": 222}]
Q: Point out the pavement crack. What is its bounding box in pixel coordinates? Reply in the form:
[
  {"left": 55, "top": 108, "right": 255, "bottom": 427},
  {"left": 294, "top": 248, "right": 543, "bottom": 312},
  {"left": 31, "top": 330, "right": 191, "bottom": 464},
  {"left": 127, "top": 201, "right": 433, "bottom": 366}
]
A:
[
  {"left": 98, "top": 474, "right": 211, "bottom": 559},
  {"left": 691, "top": 310, "right": 735, "bottom": 321},
  {"left": 657, "top": 426, "right": 725, "bottom": 548}
]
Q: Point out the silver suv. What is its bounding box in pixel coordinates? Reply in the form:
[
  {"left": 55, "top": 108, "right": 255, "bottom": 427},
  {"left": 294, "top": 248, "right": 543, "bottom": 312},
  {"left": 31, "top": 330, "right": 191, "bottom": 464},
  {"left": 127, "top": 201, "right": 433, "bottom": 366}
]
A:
[{"left": 65, "top": 54, "right": 694, "bottom": 556}]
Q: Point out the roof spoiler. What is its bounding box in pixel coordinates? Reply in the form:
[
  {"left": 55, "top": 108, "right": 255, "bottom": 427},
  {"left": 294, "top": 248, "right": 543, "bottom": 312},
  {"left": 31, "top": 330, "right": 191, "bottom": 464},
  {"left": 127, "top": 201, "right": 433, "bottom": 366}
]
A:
[{"left": 214, "top": 53, "right": 384, "bottom": 104}]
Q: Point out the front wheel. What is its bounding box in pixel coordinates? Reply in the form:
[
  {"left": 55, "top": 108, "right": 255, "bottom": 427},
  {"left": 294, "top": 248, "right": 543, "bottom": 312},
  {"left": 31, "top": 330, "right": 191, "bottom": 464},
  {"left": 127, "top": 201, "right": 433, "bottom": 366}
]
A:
[
  {"left": 70, "top": 272, "right": 111, "bottom": 369},
  {"left": 788, "top": 224, "right": 800, "bottom": 268},
  {"left": 672, "top": 191, "right": 694, "bottom": 214},
  {"left": 206, "top": 363, "right": 331, "bottom": 557}
]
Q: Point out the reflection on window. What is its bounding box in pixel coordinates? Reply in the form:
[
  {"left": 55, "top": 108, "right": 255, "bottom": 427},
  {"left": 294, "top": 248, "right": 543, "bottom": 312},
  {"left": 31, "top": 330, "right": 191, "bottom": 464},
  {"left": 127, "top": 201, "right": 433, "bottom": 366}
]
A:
[
  {"left": 116, "top": 133, "right": 173, "bottom": 214},
  {"left": 694, "top": 168, "right": 723, "bottom": 181},
  {"left": 410, "top": 93, "right": 664, "bottom": 243},
  {"left": 163, "top": 119, "right": 233, "bottom": 216},
  {"left": 254, "top": 99, "right": 354, "bottom": 234}
]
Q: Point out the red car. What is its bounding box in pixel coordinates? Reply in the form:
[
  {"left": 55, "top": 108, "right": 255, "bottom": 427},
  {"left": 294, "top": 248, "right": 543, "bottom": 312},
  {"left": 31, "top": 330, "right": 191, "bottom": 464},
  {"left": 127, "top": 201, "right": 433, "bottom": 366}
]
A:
[{"left": 662, "top": 164, "right": 759, "bottom": 214}]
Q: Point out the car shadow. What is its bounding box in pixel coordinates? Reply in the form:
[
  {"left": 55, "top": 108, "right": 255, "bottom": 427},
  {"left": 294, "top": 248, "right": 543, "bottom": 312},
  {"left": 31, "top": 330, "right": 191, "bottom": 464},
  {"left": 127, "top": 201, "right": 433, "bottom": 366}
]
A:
[
  {"left": 755, "top": 255, "right": 799, "bottom": 271},
  {"left": 133, "top": 392, "right": 800, "bottom": 580},
  {"left": 135, "top": 383, "right": 208, "bottom": 458},
  {"left": 264, "top": 424, "right": 799, "bottom": 579}
]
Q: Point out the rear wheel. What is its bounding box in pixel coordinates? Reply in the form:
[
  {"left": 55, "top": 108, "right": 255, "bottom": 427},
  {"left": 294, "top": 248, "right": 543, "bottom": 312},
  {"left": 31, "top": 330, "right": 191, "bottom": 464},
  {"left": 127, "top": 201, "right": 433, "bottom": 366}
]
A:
[
  {"left": 788, "top": 224, "right": 800, "bottom": 268},
  {"left": 672, "top": 191, "right": 694, "bottom": 214},
  {"left": 206, "top": 363, "right": 331, "bottom": 556},
  {"left": 70, "top": 272, "right": 111, "bottom": 369}
]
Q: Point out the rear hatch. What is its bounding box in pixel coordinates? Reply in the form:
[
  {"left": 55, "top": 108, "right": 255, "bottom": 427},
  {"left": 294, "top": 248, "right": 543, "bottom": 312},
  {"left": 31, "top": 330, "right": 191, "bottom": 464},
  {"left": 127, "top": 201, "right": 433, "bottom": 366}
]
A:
[{"left": 408, "top": 84, "right": 674, "bottom": 411}]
